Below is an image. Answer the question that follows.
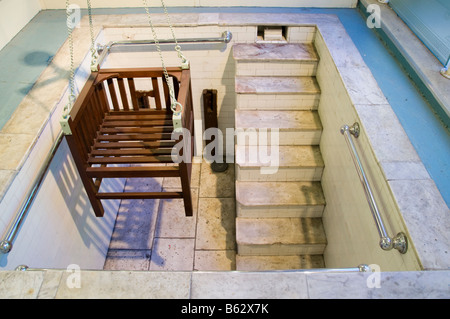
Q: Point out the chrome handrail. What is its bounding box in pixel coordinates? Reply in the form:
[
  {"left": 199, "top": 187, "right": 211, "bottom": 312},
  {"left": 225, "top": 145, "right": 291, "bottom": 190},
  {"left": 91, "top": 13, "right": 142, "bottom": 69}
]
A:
[
  {"left": 15, "top": 264, "right": 372, "bottom": 273},
  {"left": 96, "top": 31, "right": 232, "bottom": 67},
  {"left": 250, "top": 264, "right": 372, "bottom": 273},
  {"left": 340, "top": 123, "right": 408, "bottom": 254},
  {"left": 0, "top": 131, "right": 65, "bottom": 254}
]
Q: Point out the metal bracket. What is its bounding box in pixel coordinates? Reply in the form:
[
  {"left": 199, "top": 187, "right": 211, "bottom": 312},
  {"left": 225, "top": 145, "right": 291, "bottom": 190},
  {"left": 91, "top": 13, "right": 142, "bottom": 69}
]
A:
[
  {"left": 172, "top": 112, "right": 182, "bottom": 133},
  {"left": 60, "top": 117, "right": 72, "bottom": 135},
  {"left": 440, "top": 67, "right": 450, "bottom": 79},
  {"left": 392, "top": 232, "right": 408, "bottom": 254},
  {"left": 349, "top": 122, "right": 360, "bottom": 138},
  {"left": 222, "top": 31, "right": 233, "bottom": 43},
  {"left": 91, "top": 62, "right": 99, "bottom": 72},
  {"left": 340, "top": 122, "right": 360, "bottom": 138},
  {"left": 181, "top": 59, "right": 190, "bottom": 70},
  {"left": 379, "top": 232, "right": 408, "bottom": 254}
]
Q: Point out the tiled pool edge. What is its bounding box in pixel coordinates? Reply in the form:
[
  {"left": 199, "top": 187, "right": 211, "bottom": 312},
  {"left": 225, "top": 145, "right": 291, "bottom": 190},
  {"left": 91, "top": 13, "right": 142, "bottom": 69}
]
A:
[
  {"left": 360, "top": 0, "right": 450, "bottom": 124},
  {"left": 1, "top": 269, "right": 448, "bottom": 299},
  {"left": 0, "top": 22, "right": 100, "bottom": 234}
]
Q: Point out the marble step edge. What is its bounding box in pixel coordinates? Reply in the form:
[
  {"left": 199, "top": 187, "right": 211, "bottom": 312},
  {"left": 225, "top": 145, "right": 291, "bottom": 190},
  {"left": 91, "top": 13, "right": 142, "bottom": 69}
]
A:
[
  {"left": 235, "top": 76, "right": 320, "bottom": 95},
  {"left": 235, "top": 104, "right": 319, "bottom": 112},
  {"left": 233, "top": 43, "right": 319, "bottom": 62},
  {"left": 235, "top": 64, "right": 319, "bottom": 78},
  {"left": 236, "top": 217, "right": 327, "bottom": 247},
  {"left": 237, "top": 244, "right": 326, "bottom": 256},
  {"left": 235, "top": 145, "right": 324, "bottom": 168},
  {"left": 235, "top": 61, "right": 318, "bottom": 76},
  {"left": 236, "top": 203, "right": 325, "bottom": 219},
  {"left": 236, "top": 94, "right": 321, "bottom": 111},
  {"left": 235, "top": 110, "right": 323, "bottom": 131},
  {"left": 236, "top": 181, "right": 325, "bottom": 207},
  {"left": 235, "top": 254, "right": 325, "bottom": 271}
]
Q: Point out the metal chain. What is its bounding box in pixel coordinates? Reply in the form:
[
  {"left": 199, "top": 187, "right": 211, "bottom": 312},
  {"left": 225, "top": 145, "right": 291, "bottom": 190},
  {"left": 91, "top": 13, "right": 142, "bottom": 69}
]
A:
[
  {"left": 87, "top": 0, "right": 99, "bottom": 71},
  {"left": 62, "top": 0, "right": 76, "bottom": 121},
  {"left": 142, "top": 0, "right": 181, "bottom": 114},
  {"left": 160, "top": 0, "right": 187, "bottom": 65}
]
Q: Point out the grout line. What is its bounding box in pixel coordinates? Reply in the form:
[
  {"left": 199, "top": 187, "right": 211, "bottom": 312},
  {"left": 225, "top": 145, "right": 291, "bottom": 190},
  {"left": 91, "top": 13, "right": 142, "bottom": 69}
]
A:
[
  {"left": 192, "top": 162, "right": 203, "bottom": 271},
  {"left": 102, "top": 176, "right": 130, "bottom": 270},
  {"left": 188, "top": 270, "right": 193, "bottom": 299},
  {"left": 148, "top": 178, "right": 165, "bottom": 271}
]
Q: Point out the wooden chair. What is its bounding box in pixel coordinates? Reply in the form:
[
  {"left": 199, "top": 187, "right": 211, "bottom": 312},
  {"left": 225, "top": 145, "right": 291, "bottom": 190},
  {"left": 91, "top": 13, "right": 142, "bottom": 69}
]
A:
[{"left": 64, "top": 67, "right": 194, "bottom": 217}]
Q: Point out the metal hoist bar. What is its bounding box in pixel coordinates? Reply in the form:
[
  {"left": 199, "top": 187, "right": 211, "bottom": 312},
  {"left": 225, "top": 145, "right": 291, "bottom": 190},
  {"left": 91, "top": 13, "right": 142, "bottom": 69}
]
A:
[{"left": 96, "top": 31, "right": 232, "bottom": 68}]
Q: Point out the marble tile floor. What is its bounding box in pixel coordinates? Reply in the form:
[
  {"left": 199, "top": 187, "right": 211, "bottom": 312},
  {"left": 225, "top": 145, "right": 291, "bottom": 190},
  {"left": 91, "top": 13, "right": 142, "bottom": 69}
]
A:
[{"left": 103, "top": 160, "right": 237, "bottom": 271}]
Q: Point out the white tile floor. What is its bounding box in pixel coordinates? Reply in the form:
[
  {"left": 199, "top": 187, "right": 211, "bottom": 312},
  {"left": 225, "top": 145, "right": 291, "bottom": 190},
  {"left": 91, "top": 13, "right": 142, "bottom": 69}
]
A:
[{"left": 103, "top": 161, "right": 237, "bottom": 271}]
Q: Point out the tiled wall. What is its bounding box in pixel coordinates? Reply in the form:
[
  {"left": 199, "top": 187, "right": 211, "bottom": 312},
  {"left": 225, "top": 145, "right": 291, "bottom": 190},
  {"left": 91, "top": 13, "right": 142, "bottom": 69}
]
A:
[
  {"left": 314, "top": 31, "right": 422, "bottom": 271},
  {"left": 236, "top": 94, "right": 320, "bottom": 110}
]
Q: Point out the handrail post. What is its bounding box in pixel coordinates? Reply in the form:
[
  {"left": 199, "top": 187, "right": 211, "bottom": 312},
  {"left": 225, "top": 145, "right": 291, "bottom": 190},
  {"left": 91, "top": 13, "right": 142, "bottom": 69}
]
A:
[
  {"left": 340, "top": 123, "right": 408, "bottom": 254},
  {"left": 440, "top": 55, "right": 450, "bottom": 79}
]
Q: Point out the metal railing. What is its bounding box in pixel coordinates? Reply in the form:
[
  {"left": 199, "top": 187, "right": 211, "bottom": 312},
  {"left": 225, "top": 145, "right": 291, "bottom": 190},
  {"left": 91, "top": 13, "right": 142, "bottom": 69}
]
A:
[
  {"left": 340, "top": 123, "right": 408, "bottom": 254},
  {"left": 96, "top": 31, "right": 233, "bottom": 67},
  {"left": 15, "top": 264, "right": 372, "bottom": 273},
  {"left": 251, "top": 264, "right": 372, "bottom": 273},
  {"left": 0, "top": 131, "right": 65, "bottom": 254}
]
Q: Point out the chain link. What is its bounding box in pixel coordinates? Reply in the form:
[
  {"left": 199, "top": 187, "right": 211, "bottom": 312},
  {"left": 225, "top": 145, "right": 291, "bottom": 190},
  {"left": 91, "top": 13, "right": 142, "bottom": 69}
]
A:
[
  {"left": 63, "top": 0, "right": 187, "bottom": 122},
  {"left": 142, "top": 0, "right": 182, "bottom": 114},
  {"left": 87, "top": 0, "right": 99, "bottom": 71},
  {"left": 160, "top": 0, "right": 187, "bottom": 64},
  {"left": 62, "top": 0, "right": 76, "bottom": 121}
]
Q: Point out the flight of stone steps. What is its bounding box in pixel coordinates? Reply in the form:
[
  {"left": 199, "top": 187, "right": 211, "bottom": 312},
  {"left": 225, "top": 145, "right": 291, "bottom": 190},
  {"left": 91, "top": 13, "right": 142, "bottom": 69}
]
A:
[{"left": 233, "top": 42, "right": 327, "bottom": 271}]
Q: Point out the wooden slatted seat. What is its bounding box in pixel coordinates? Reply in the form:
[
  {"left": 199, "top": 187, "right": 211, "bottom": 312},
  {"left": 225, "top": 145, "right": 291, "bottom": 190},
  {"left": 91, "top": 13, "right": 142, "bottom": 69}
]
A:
[{"left": 64, "top": 67, "right": 194, "bottom": 217}]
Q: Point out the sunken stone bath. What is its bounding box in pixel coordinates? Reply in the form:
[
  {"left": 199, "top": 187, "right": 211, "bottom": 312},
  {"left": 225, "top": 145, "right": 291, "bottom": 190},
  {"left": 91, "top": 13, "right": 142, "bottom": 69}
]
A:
[{"left": 0, "top": 12, "right": 448, "bottom": 298}]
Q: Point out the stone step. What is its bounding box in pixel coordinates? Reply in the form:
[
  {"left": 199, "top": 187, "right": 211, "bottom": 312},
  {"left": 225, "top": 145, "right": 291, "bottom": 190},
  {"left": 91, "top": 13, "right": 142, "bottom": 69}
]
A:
[
  {"left": 235, "top": 76, "right": 320, "bottom": 95},
  {"left": 236, "top": 181, "right": 325, "bottom": 218},
  {"left": 236, "top": 217, "right": 327, "bottom": 256},
  {"left": 236, "top": 255, "right": 325, "bottom": 271},
  {"left": 233, "top": 43, "right": 319, "bottom": 77},
  {"left": 235, "top": 145, "right": 324, "bottom": 182},
  {"left": 236, "top": 76, "right": 320, "bottom": 111},
  {"left": 233, "top": 43, "right": 319, "bottom": 62},
  {"left": 235, "top": 110, "right": 322, "bottom": 145}
]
